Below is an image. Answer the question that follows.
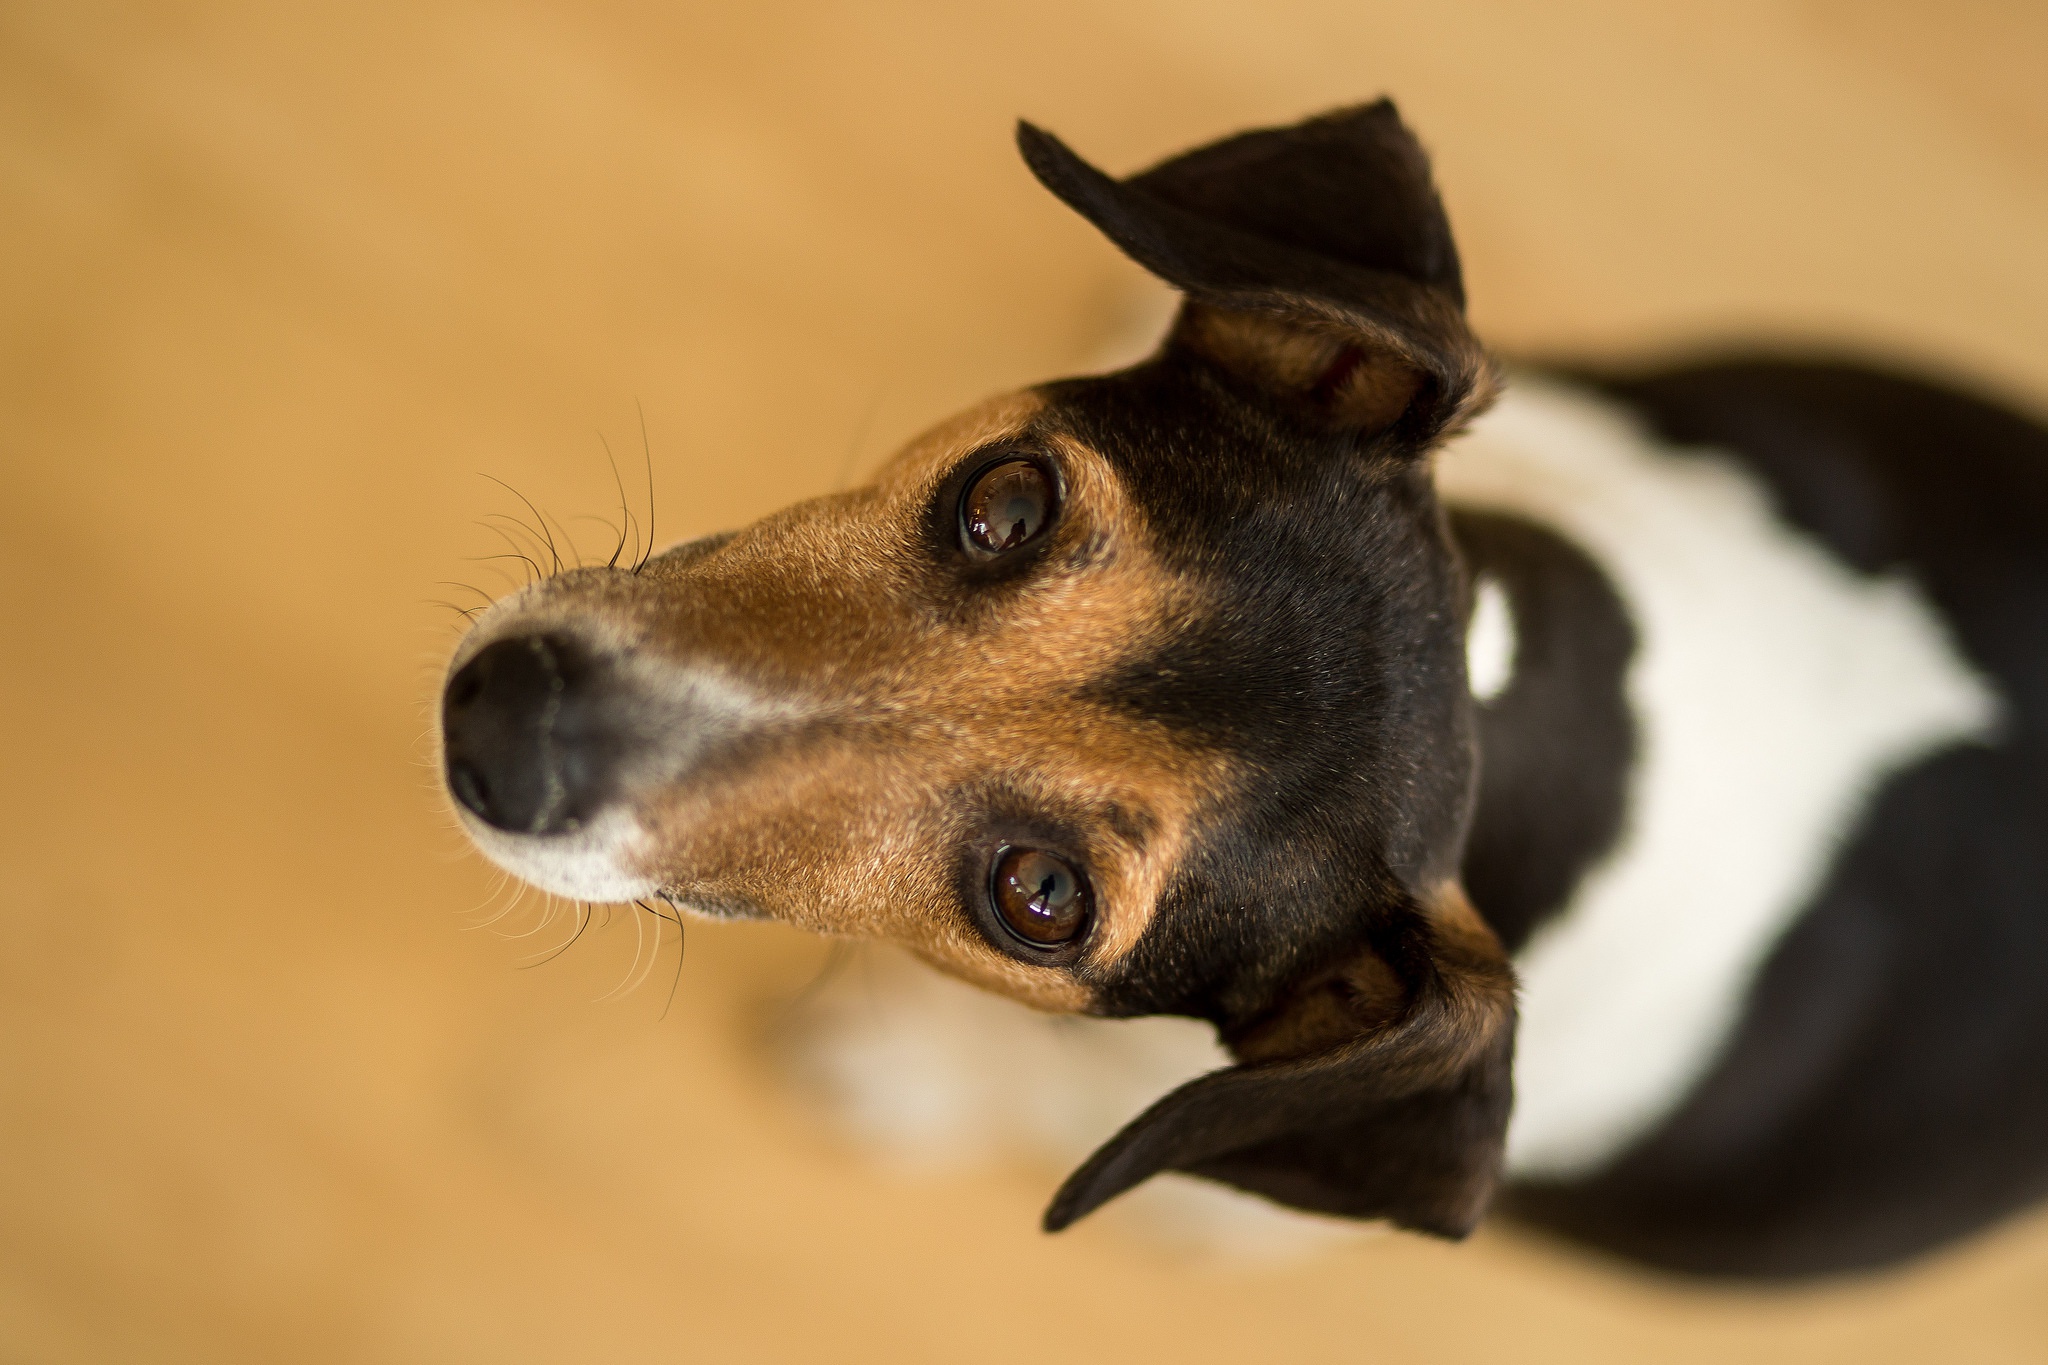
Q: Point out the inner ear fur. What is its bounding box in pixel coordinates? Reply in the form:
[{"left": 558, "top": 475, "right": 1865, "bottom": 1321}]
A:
[
  {"left": 1019, "top": 100, "right": 1500, "bottom": 441},
  {"left": 1173, "top": 303, "right": 1430, "bottom": 435},
  {"left": 1043, "top": 884, "right": 1517, "bottom": 1239}
]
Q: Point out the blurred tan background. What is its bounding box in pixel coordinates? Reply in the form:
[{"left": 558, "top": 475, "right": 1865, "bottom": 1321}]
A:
[{"left": 5, "top": 1, "right": 2048, "bottom": 1360}]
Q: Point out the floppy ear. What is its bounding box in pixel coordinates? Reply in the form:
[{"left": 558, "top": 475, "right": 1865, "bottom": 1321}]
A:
[
  {"left": 1019, "top": 100, "right": 1497, "bottom": 440},
  {"left": 1044, "top": 884, "right": 1516, "bottom": 1238}
]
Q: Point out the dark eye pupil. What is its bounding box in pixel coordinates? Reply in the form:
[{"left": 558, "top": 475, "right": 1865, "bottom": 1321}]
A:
[
  {"left": 990, "top": 846, "right": 1089, "bottom": 946},
  {"left": 962, "top": 459, "right": 1052, "bottom": 557}
]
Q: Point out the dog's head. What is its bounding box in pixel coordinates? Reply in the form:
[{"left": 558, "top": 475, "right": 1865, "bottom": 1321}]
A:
[{"left": 440, "top": 102, "right": 1513, "bottom": 1238}]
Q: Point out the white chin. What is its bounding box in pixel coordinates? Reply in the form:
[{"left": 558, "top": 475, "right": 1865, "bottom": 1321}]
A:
[{"left": 459, "top": 806, "right": 659, "bottom": 903}]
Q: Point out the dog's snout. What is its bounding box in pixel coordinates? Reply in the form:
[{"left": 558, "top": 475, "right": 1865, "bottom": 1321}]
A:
[{"left": 442, "top": 634, "right": 623, "bottom": 835}]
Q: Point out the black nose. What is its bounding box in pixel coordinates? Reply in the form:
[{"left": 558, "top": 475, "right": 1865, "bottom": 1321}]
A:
[{"left": 442, "top": 634, "right": 624, "bottom": 834}]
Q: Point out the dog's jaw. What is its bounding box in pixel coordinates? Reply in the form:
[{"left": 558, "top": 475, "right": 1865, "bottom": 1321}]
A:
[{"left": 455, "top": 804, "right": 660, "bottom": 904}]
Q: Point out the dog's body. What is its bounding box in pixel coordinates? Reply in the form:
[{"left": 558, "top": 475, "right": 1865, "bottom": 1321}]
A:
[{"left": 439, "top": 104, "right": 2048, "bottom": 1278}]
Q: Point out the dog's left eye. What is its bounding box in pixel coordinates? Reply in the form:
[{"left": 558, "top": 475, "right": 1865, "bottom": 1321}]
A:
[{"left": 961, "top": 459, "right": 1054, "bottom": 558}]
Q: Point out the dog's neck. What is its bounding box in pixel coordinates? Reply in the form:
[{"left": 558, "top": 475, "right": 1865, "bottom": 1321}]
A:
[{"left": 1450, "top": 504, "right": 1637, "bottom": 956}]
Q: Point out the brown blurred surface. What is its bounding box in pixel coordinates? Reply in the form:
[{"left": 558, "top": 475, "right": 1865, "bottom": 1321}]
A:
[{"left": 5, "top": 2, "right": 2048, "bottom": 1360}]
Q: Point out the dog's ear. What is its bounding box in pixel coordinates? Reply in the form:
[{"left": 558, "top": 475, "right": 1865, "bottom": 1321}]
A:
[
  {"left": 1043, "top": 884, "right": 1516, "bottom": 1238},
  {"left": 1019, "top": 100, "right": 1496, "bottom": 440}
]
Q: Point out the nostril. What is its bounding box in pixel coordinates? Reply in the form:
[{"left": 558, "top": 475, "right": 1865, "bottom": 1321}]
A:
[
  {"left": 445, "top": 664, "right": 485, "bottom": 713},
  {"left": 447, "top": 758, "right": 492, "bottom": 822}
]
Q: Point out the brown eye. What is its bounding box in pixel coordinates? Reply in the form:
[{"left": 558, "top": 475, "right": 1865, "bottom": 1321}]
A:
[
  {"left": 961, "top": 459, "right": 1053, "bottom": 557},
  {"left": 989, "top": 846, "right": 1091, "bottom": 947}
]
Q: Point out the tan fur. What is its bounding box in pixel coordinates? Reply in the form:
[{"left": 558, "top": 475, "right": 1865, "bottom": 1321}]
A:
[
  {"left": 1175, "top": 303, "right": 1426, "bottom": 433},
  {"left": 450, "top": 391, "right": 1232, "bottom": 1013},
  {"left": 1228, "top": 881, "right": 1513, "bottom": 1076}
]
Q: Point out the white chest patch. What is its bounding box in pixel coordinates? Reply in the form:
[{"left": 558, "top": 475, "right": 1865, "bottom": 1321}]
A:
[
  {"left": 1438, "top": 379, "right": 2002, "bottom": 1178},
  {"left": 1465, "top": 576, "right": 1517, "bottom": 704}
]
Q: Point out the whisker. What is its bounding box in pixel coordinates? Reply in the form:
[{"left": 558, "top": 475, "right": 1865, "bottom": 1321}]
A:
[
  {"left": 643, "top": 898, "right": 688, "bottom": 1019},
  {"left": 437, "top": 580, "right": 498, "bottom": 606},
  {"left": 523, "top": 899, "right": 593, "bottom": 968},
  {"left": 598, "top": 894, "right": 654, "bottom": 1002},
  {"left": 564, "top": 512, "right": 630, "bottom": 569},
  {"left": 473, "top": 878, "right": 529, "bottom": 932},
  {"left": 473, "top": 514, "right": 551, "bottom": 583},
  {"left": 470, "top": 552, "right": 543, "bottom": 586},
  {"left": 628, "top": 902, "right": 680, "bottom": 1005},
  {"left": 501, "top": 884, "right": 562, "bottom": 940},
  {"left": 461, "top": 867, "right": 523, "bottom": 929},
  {"left": 635, "top": 399, "right": 657, "bottom": 574},
  {"left": 599, "top": 432, "right": 639, "bottom": 571},
  {"left": 537, "top": 503, "right": 585, "bottom": 572},
  {"left": 478, "top": 514, "right": 554, "bottom": 581},
  {"left": 480, "top": 474, "right": 564, "bottom": 575}
]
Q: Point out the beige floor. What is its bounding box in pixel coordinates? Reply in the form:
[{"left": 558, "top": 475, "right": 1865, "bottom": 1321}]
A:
[{"left": 5, "top": 2, "right": 2048, "bottom": 1360}]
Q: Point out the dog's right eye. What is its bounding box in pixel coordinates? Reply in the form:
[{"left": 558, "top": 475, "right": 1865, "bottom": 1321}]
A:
[
  {"left": 989, "top": 845, "right": 1090, "bottom": 947},
  {"left": 961, "top": 458, "right": 1054, "bottom": 558}
]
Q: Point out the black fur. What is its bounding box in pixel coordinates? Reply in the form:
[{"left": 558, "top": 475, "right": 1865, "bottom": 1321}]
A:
[
  {"left": 1054, "top": 360, "right": 1474, "bottom": 1024},
  {"left": 1020, "top": 102, "right": 1493, "bottom": 439},
  {"left": 1047, "top": 888, "right": 1514, "bottom": 1238},
  {"left": 1452, "top": 511, "right": 1637, "bottom": 955}
]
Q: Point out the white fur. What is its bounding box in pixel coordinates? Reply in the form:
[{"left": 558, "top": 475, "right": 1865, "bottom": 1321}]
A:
[
  {"left": 784, "top": 945, "right": 1363, "bottom": 1256},
  {"left": 460, "top": 805, "right": 660, "bottom": 903},
  {"left": 787, "top": 375, "right": 2002, "bottom": 1248},
  {"left": 1440, "top": 378, "right": 2001, "bottom": 1176},
  {"left": 1466, "top": 577, "right": 1517, "bottom": 703}
]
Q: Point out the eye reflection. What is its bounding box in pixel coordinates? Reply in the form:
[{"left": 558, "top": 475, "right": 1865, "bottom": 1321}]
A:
[
  {"left": 989, "top": 846, "right": 1090, "bottom": 947},
  {"left": 961, "top": 459, "right": 1053, "bottom": 557}
]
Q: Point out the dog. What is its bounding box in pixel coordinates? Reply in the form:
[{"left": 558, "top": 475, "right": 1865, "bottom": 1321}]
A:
[{"left": 438, "top": 101, "right": 2048, "bottom": 1278}]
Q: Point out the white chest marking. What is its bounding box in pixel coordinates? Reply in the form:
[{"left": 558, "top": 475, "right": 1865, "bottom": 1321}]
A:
[
  {"left": 1465, "top": 577, "right": 1517, "bottom": 704},
  {"left": 1437, "top": 380, "right": 2002, "bottom": 1179}
]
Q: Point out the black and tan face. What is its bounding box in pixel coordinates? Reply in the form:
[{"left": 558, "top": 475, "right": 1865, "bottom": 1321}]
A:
[
  {"left": 440, "top": 101, "right": 1522, "bottom": 1239},
  {"left": 444, "top": 387, "right": 1238, "bottom": 1013}
]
